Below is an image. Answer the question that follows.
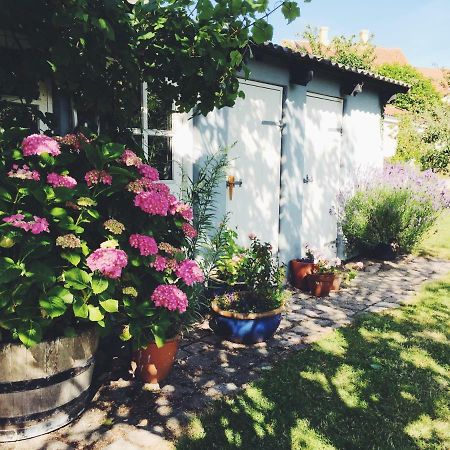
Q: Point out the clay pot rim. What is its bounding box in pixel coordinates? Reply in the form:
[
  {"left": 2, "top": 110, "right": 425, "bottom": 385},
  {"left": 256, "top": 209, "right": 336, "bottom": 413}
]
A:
[
  {"left": 141, "top": 335, "right": 181, "bottom": 346},
  {"left": 211, "top": 300, "right": 284, "bottom": 320}
]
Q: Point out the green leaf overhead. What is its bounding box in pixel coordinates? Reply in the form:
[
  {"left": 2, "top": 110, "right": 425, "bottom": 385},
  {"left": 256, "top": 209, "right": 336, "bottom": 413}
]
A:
[{"left": 0, "top": 0, "right": 306, "bottom": 134}]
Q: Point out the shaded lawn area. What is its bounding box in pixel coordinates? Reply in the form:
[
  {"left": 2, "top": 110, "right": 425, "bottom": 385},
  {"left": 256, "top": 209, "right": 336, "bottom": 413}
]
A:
[
  {"left": 416, "top": 211, "right": 450, "bottom": 260},
  {"left": 177, "top": 275, "right": 450, "bottom": 450}
]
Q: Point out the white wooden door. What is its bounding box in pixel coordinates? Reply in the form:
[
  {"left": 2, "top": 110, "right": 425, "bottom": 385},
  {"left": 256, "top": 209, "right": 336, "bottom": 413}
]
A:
[
  {"left": 225, "top": 80, "right": 283, "bottom": 251},
  {"left": 302, "top": 93, "right": 343, "bottom": 257}
]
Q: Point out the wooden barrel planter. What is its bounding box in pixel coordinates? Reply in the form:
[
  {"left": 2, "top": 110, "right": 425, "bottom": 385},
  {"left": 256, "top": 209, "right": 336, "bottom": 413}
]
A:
[{"left": 0, "top": 327, "right": 98, "bottom": 442}]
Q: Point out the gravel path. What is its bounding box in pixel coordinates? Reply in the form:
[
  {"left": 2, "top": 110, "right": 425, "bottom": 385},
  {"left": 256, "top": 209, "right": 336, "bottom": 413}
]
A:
[{"left": 4, "top": 256, "right": 450, "bottom": 450}]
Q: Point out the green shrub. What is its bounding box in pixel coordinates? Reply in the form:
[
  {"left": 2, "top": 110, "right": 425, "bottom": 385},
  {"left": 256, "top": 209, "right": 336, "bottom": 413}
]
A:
[
  {"left": 342, "top": 188, "right": 437, "bottom": 255},
  {"left": 340, "top": 164, "right": 449, "bottom": 257}
]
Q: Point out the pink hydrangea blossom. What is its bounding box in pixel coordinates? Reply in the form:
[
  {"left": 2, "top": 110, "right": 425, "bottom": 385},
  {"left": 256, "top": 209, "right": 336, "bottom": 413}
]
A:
[
  {"left": 85, "top": 170, "right": 113, "bottom": 187},
  {"left": 169, "top": 200, "right": 193, "bottom": 221},
  {"left": 151, "top": 255, "right": 167, "bottom": 272},
  {"left": 47, "top": 172, "right": 77, "bottom": 188},
  {"left": 182, "top": 222, "right": 197, "bottom": 239},
  {"left": 21, "top": 134, "right": 61, "bottom": 157},
  {"left": 133, "top": 183, "right": 173, "bottom": 216},
  {"left": 137, "top": 164, "right": 159, "bottom": 181},
  {"left": 120, "top": 149, "right": 142, "bottom": 167},
  {"left": 129, "top": 233, "right": 158, "bottom": 256},
  {"left": 29, "top": 217, "right": 50, "bottom": 234},
  {"left": 3, "top": 214, "right": 49, "bottom": 234},
  {"left": 8, "top": 164, "right": 40, "bottom": 181},
  {"left": 151, "top": 284, "right": 188, "bottom": 313},
  {"left": 175, "top": 259, "right": 204, "bottom": 286},
  {"left": 86, "top": 248, "right": 128, "bottom": 279}
]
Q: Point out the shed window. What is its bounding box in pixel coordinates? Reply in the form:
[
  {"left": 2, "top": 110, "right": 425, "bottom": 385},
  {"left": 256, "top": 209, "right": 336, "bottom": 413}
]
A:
[{"left": 132, "top": 82, "right": 174, "bottom": 180}]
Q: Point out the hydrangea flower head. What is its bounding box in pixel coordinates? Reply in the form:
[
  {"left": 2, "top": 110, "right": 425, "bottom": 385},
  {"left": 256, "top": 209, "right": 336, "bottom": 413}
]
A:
[
  {"left": 137, "top": 164, "right": 159, "bottom": 181},
  {"left": 85, "top": 170, "right": 112, "bottom": 186},
  {"left": 169, "top": 200, "right": 193, "bottom": 221},
  {"left": 8, "top": 164, "right": 40, "bottom": 181},
  {"left": 3, "top": 214, "right": 49, "bottom": 234},
  {"left": 151, "top": 255, "right": 167, "bottom": 272},
  {"left": 182, "top": 222, "right": 197, "bottom": 239},
  {"left": 151, "top": 284, "right": 188, "bottom": 313},
  {"left": 56, "top": 234, "right": 82, "bottom": 248},
  {"left": 129, "top": 233, "right": 158, "bottom": 256},
  {"left": 47, "top": 172, "right": 77, "bottom": 188},
  {"left": 120, "top": 149, "right": 142, "bottom": 167},
  {"left": 86, "top": 248, "right": 128, "bottom": 279},
  {"left": 22, "top": 134, "right": 61, "bottom": 157},
  {"left": 134, "top": 183, "right": 173, "bottom": 216},
  {"left": 175, "top": 259, "right": 204, "bottom": 286},
  {"left": 103, "top": 219, "right": 125, "bottom": 235}
]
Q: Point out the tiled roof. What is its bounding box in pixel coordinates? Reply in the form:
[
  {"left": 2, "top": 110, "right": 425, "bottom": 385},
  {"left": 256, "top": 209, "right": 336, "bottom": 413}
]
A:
[
  {"left": 256, "top": 42, "right": 410, "bottom": 91},
  {"left": 416, "top": 67, "right": 450, "bottom": 96},
  {"left": 373, "top": 47, "right": 409, "bottom": 66}
]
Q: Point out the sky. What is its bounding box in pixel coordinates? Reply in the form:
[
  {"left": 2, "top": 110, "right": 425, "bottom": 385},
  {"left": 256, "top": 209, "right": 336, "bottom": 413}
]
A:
[{"left": 269, "top": 0, "right": 450, "bottom": 68}]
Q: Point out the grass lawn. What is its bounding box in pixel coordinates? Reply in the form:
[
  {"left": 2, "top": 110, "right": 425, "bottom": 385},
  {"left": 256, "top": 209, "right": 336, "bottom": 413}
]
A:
[
  {"left": 177, "top": 210, "right": 450, "bottom": 450},
  {"left": 177, "top": 276, "right": 450, "bottom": 450},
  {"left": 416, "top": 211, "right": 450, "bottom": 260}
]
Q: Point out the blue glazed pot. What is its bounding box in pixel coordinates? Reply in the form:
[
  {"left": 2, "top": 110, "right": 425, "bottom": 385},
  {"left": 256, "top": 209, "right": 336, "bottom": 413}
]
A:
[{"left": 210, "top": 301, "right": 283, "bottom": 345}]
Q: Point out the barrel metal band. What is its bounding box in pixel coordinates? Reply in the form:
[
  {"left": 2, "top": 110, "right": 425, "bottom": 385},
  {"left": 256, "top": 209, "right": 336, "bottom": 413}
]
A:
[
  {"left": 0, "top": 356, "right": 95, "bottom": 394},
  {"left": 0, "top": 390, "right": 89, "bottom": 427}
]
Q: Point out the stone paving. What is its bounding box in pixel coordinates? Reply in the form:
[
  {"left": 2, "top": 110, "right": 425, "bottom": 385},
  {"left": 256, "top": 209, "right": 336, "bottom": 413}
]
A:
[{"left": 5, "top": 256, "right": 450, "bottom": 450}]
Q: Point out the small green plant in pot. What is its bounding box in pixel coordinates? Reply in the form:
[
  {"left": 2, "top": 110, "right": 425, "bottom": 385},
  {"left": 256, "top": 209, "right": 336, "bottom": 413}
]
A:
[
  {"left": 208, "top": 227, "right": 246, "bottom": 293},
  {"left": 210, "top": 235, "right": 287, "bottom": 344}
]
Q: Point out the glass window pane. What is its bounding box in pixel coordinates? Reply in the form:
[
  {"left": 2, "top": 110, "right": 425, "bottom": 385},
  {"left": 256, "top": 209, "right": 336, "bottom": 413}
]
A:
[
  {"left": 147, "top": 135, "right": 173, "bottom": 180},
  {"left": 0, "top": 101, "right": 39, "bottom": 132},
  {"left": 147, "top": 95, "right": 172, "bottom": 130}
]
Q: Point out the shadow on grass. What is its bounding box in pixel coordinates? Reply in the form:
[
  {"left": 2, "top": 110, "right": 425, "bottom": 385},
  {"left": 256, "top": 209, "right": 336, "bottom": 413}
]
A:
[{"left": 177, "top": 278, "right": 450, "bottom": 450}]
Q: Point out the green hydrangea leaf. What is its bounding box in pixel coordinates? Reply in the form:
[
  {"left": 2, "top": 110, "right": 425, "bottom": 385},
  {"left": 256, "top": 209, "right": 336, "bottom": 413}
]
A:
[
  {"left": 88, "top": 305, "right": 104, "bottom": 322},
  {"left": 100, "top": 298, "right": 118, "bottom": 313},
  {"left": 64, "top": 268, "right": 92, "bottom": 290}
]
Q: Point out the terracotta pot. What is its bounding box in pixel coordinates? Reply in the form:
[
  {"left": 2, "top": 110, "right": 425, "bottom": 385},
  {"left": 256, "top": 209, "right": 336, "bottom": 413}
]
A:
[
  {"left": 307, "top": 273, "right": 336, "bottom": 297},
  {"left": 331, "top": 275, "right": 343, "bottom": 291},
  {"left": 290, "top": 260, "right": 316, "bottom": 290},
  {"left": 133, "top": 336, "right": 180, "bottom": 384}
]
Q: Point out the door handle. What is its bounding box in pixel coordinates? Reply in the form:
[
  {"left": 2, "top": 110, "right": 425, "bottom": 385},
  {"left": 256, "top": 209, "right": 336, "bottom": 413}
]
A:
[{"left": 227, "top": 176, "right": 243, "bottom": 200}]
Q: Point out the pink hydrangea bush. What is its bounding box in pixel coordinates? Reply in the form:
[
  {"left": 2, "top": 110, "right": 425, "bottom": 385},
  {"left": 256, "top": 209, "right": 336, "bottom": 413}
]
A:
[{"left": 0, "top": 130, "right": 201, "bottom": 348}]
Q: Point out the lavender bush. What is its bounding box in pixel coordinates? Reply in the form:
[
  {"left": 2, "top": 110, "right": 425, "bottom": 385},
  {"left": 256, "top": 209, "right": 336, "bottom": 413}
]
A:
[{"left": 340, "top": 164, "right": 450, "bottom": 257}]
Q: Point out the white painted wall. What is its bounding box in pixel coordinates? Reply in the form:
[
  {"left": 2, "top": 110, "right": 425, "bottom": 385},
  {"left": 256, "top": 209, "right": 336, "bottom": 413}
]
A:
[{"left": 382, "top": 115, "right": 399, "bottom": 159}]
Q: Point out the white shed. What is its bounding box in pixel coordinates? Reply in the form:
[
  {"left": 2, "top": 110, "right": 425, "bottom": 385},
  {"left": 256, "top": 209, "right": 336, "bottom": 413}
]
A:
[{"left": 191, "top": 44, "right": 408, "bottom": 263}]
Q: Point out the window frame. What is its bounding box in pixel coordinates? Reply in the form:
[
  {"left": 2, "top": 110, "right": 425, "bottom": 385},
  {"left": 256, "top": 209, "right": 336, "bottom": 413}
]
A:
[{"left": 132, "top": 82, "right": 182, "bottom": 187}]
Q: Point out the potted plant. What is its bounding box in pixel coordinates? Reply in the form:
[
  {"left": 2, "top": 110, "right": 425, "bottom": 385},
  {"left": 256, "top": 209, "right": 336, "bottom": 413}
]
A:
[
  {"left": 210, "top": 235, "right": 287, "bottom": 344},
  {"left": 307, "top": 256, "right": 344, "bottom": 297},
  {"left": 289, "top": 244, "right": 316, "bottom": 290},
  {"left": 0, "top": 130, "right": 202, "bottom": 440},
  {"left": 208, "top": 227, "right": 246, "bottom": 295}
]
